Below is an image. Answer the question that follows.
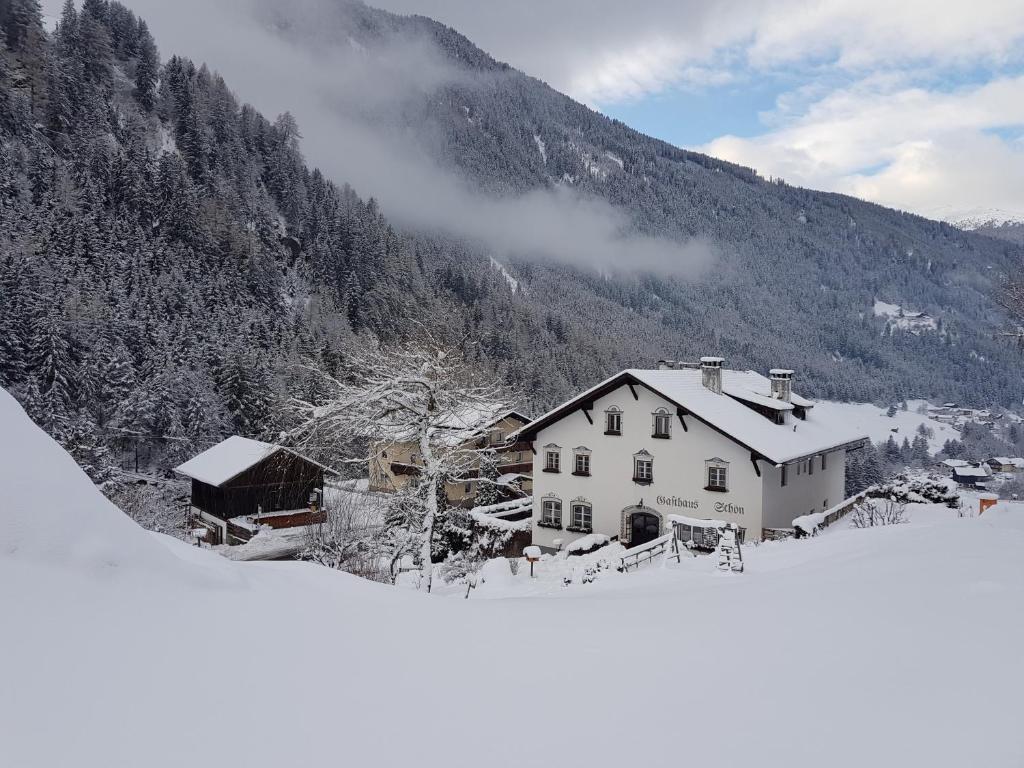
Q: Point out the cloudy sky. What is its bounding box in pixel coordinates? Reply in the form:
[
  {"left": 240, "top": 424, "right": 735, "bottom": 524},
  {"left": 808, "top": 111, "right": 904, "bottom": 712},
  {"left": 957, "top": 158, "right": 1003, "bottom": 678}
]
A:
[{"left": 372, "top": 0, "right": 1024, "bottom": 222}]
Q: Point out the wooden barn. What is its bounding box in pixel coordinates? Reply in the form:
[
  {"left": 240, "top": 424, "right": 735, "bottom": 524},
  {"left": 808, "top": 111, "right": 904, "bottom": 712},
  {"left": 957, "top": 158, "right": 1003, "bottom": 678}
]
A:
[{"left": 175, "top": 436, "right": 332, "bottom": 546}]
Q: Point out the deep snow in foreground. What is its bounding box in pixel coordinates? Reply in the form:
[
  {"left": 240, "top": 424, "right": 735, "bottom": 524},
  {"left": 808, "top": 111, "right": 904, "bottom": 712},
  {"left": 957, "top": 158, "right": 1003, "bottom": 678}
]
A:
[{"left": 2, "top": 390, "right": 1024, "bottom": 767}]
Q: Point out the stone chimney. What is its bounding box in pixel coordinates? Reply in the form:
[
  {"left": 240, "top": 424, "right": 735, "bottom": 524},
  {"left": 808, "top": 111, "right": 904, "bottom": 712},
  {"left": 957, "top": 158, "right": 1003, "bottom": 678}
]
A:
[
  {"left": 700, "top": 357, "right": 724, "bottom": 394},
  {"left": 769, "top": 369, "right": 794, "bottom": 403}
]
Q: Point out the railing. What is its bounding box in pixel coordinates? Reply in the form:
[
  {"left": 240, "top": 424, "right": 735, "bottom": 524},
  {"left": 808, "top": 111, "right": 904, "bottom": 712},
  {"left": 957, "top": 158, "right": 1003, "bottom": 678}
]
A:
[
  {"left": 617, "top": 533, "right": 672, "bottom": 572},
  {"left": 791, "top": 492, "right": 868, "bottom": 537}
]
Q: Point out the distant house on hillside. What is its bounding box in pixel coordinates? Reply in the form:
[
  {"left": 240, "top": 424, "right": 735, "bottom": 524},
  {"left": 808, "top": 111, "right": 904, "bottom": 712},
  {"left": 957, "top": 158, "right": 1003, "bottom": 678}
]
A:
[
  {"left": 987, "top": 457, "right": 1024, "bottom": 473},
  {"left": 951, "top": 464, "right": 992, "bottom": 488},
  {"left": 175, "top": 436, "right": 333, "bottom": 546},
  {"left": 941, "top": 458, "right": 970, "bottom": 472},
  {"left": 369, "top": 410, "right": 533, "bottom": 506}
]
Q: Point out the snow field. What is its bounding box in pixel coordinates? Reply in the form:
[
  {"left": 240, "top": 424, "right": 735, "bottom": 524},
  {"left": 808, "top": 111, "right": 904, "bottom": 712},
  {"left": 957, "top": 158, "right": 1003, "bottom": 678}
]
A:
[{"left": 3, "top": 390, "right": 1024, "bottom": 767}]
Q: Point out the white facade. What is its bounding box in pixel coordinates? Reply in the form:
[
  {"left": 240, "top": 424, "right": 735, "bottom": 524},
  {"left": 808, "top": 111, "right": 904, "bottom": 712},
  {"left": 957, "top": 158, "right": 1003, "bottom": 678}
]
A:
[{"left": 524, "top": 365, "right": 861, "bottom": 549}]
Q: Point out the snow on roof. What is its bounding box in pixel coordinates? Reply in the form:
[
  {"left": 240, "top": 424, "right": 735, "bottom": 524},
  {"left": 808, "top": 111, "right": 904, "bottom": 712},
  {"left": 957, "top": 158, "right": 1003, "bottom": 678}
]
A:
[
  {"left": 391, "top": 406, "right": 528, "bottom": 446},
  {"left": 174, "top": 436, "right": 279, "bottom": 486},
  {"left": 722, "top": 384, "right": 794, "bottom": 411},
  {"left": 989, "top": 457, "right": 1024, "bottom": 466},
  {"left": 627, "top": 368, "right": 866, "bottom": 463},
  {"left": 521, "top": 367, "right": 867, "bottom": 464},
  {"left": 942, "top": 459, "right": 970, "bottom": 467},
  {"left": 953, "top": 466, "right": 991, "bottom": 478}
]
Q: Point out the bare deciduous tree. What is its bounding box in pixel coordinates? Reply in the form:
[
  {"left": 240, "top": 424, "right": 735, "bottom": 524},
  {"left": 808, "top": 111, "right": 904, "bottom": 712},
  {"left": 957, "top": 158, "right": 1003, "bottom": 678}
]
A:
[
  {"left": 288, "top": 336, "right": 513, "bottom": 589},
  {"left": 850, "top": 498, "right": 908, "bottom": 528}
]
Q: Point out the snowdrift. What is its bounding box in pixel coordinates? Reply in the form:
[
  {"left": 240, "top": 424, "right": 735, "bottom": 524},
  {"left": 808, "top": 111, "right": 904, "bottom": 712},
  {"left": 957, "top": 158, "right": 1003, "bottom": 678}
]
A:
[{"left": 0, "top": 388, "right": 186, "bottom": 575}]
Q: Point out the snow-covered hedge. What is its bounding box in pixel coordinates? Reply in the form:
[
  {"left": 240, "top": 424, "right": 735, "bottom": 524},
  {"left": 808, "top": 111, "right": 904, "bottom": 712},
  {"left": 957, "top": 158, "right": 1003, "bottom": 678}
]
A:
[
  {"left": 566, "top": 533, "right": 610, "bottom": 556},
  {"left": 866, "top": 473, "right": 959, "bottom": 506},
  {"left": 468, "top": 511, "right": 530, "bottom": 560}
]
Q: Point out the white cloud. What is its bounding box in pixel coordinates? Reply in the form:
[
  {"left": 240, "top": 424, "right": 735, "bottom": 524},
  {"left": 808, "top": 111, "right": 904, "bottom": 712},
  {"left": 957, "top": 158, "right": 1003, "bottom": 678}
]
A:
[
  {"left": 370, "top": 0, "right": 1024, "bottom": 105},
  {"left": 700, "top": 76, "right": 1024, "bottom": 218}
]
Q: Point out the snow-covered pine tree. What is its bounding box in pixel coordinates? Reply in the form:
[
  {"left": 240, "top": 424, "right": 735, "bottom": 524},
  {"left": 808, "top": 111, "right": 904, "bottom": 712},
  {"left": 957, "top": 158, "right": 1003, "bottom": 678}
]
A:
[
  {"left": 133, "top": 20, "right": 158, "bottom": 111},
  {"left": 911, "top": 434, "right": 930, "bottom": 465},
  {"left": 473, "top": 447, "right": 501, "bottom": 508}
]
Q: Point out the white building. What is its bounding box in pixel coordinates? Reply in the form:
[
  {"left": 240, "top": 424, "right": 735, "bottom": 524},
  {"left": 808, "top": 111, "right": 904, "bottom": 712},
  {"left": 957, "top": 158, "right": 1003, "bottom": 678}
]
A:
[{"left": 518, "top": 359, "right": 869, "bottom": 549}]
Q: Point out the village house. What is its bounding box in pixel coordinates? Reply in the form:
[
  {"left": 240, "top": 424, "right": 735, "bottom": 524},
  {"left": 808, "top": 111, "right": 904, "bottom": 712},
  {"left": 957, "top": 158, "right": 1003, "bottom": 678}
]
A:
[
  {"left": 518, "top": 359, "right": 869, "bottom": 549},
  {"left": 987, "top": 457, "right": 1024, "bottom": 473},
  {"left": 368, "top": 410, "right": 533, "bottom": 506},
  {"left": 175, "top": 436, "right": 332, "bottom": 546},
  {"left": 951, "top": 463, "right": 993, "bottom": 488}
]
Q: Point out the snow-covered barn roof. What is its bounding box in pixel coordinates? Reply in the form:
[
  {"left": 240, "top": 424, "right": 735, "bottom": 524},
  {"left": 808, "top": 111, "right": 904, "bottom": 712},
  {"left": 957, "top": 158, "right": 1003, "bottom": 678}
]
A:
[
  {"left": 519, "top": 367, "right": 869, "bottom": 465},
  {"left": 953, "top": 465, "right": 991, "bottom": 478},
  {"left": 174, "top": 436, "right": 332, "bottom": 487},
  {"left": 989, "top": 457, "right": 1024, "bottom": 467}
]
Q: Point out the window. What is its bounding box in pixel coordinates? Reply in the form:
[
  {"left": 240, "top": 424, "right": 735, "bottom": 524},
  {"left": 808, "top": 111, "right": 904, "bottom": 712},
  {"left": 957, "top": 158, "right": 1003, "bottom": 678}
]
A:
[
  {"left": 633, "top": 451, "right": 653, "bottom": 484},
  {"left": 808, "top": 458, "right": 814, "bottom": 476},
  {"left": 464, "top": 482, "right": 472, "bottom": 493},
  {"left": 490, "top": 430, "right": 505, "bottom": 446},
  {"left": 781, "top": 465, "right": 788, "bottom": 487},
  {"left": 569, "top": 502, "right": 592, "bottom": 532},
  {"left": 705, "top": 458, "right": 729, "bottom": 491},
  {"left": 605, "top": 407, "right": 622, "bottom": 435},
  {"left": 652, "top": 408, "right": 671, "bottom": 438},
  {"left": 540, "top": 498, "right": 562, "bottom": 528},
  {"left": 573, "top": 449, "right": 591, "bottom": 476},
  {"left": 543, "top": 444, "right": 561, "bottom": 473},
  {"left": 821, "top": 453, "right": 828, "bottom": 471}
]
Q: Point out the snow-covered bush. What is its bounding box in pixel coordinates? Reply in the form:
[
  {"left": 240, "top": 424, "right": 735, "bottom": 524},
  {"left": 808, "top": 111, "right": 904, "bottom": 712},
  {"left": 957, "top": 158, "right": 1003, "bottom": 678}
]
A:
[
  {"left": 999, "top": 476, "right": 1024, "bottom": 500},
  {"left": 850, "top": 498, "right": 907, "bottom": 528},
  {"left": 566, "top": 533, "right": 611, "bottom": 556},
  {"left": 477, "top": 557, "right": 515, "bottom": 590},
  {"left": 469, "top": 512, "right": 531, "bottom": 559},
  {"left": 108, "top": 480, "right": 188, "bottom": 539},
  {"left": 866, "top": 473, "right": 959, "bottom": 506},
  {"left": 438, "top": 551, "right": 483, "bottom": 584},
  {"left": 431, "top": 506, "right": 474, "bottom": 562},
  {"left": 303, "top": 490, "right": 394, "bottom": 582}
]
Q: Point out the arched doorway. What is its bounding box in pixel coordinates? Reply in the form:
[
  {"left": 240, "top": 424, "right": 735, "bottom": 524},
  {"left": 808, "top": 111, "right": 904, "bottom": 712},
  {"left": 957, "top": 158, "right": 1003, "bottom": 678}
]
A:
[
  {"left": 621, "top": 505, "right": 662, "bottom": 547},
  {"left": 630, "top": 512, "right": 661, "bottom": 547}
]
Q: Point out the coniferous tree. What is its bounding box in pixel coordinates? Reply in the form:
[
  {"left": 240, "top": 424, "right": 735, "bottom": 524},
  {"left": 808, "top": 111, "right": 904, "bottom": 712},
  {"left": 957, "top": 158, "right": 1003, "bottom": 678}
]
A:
[
  {"left": 133, "top": 20, "right": 158, "bottom": 112},
  {"left": 911, "top": 434, "right": 930, "bottom": 465}
]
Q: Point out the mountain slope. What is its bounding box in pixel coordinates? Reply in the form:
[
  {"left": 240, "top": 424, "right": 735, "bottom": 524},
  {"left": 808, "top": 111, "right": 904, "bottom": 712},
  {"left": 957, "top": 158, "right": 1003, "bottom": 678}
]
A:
[{"left": 255, "top": 0, "right": 1024, "bottom": 405}]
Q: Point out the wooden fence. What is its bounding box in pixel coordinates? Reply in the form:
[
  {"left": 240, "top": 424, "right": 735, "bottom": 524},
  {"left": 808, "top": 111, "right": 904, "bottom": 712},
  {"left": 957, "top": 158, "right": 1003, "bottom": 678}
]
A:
[{"left": 617, "top": 533, "right": 672, "bottom": 572}]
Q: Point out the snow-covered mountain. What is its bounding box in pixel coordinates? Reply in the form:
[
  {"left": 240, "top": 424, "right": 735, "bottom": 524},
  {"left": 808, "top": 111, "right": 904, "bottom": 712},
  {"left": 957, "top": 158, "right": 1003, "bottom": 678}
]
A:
[
  {"left": 956, "top": 216, "right": 1024, "bottom": 245},
  {"left": 933, "top": 207, "right": 1024, "bottom": 245}
]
